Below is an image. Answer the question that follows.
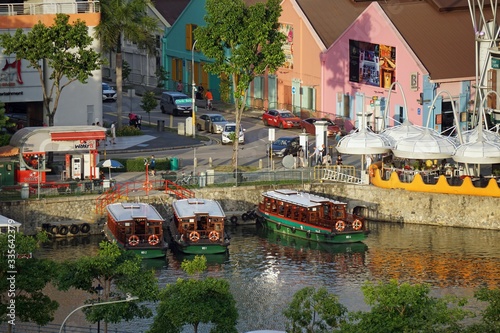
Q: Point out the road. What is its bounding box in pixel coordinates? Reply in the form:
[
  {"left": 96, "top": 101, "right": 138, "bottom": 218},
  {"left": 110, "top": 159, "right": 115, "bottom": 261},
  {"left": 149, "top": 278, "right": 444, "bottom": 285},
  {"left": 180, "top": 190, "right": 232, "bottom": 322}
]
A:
[{"left": 101, "top": 94, "right": 361, "bottom": 171}]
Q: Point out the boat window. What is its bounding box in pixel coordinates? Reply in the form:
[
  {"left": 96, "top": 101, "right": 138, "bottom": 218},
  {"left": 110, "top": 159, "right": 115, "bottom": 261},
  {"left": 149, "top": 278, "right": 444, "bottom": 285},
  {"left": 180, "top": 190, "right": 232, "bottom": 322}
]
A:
[{"left": 214, "top": 224, "right": 222, "bottom": 231}]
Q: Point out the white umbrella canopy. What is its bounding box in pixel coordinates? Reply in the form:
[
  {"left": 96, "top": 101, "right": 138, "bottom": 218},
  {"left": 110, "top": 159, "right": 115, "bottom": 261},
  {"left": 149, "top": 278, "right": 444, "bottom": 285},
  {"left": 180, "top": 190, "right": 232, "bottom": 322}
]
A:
[
  {"left": 392, "top": 129, "right": 457, "bottom": 159},
  {"left": 453, "top": 139, "right": 500, "bottom": 164},
  {"left": 380, "top": 119, "right": 426, "bottom": 147},
  {"left": 336, "top": 130, "right": 393, "bottom": 155},
  {"left": 461, "top": 127, "right": 500, "bottom": 143},
  {"left": 96, "top": 159, "right": 124, "bottom": 179}
]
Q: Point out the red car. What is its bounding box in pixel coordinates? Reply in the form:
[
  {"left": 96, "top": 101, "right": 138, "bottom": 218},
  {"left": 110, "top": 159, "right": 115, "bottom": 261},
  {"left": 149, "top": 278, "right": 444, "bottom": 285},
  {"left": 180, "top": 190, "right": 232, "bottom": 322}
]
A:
[
  {"left": 262, "top": 109, "right": 301, "bottom": 129},
  {"left": 300, "top": 118, "right": 341, "bottom": 136}
]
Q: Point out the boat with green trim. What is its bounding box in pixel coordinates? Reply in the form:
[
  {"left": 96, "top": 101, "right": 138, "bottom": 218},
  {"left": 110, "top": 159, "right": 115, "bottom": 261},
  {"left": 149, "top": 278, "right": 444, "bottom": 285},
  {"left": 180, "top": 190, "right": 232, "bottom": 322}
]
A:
[
  {"left": 104, "top": 202, "right": 168, "bottom": 259},
  {"left": 167, "top": 198, "right": 230, "bottom": 255},
  {"left": 257, "top": 189, "right": 368, "bottom": 244}
]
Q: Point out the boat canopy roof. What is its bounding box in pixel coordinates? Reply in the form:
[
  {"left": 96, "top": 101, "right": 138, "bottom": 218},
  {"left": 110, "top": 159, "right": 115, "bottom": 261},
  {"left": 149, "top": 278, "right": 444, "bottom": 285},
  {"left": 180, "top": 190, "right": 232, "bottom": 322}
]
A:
[
  {"left": 261, "top": 189, "right": 345, "bottom": 208},
  {"left": 0, "top": 215, "right": 21, "bottom": 228},
  {"left": 106, "top": 203, "right": 164, "bottom": 222},
  {"left": 172, "top": 198, "right": 225, "bottom": 219}
]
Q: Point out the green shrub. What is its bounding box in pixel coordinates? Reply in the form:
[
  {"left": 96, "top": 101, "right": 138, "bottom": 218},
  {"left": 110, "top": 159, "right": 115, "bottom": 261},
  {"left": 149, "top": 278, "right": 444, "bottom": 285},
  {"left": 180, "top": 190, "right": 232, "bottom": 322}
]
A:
[
  {"left": 116, "top": 126, "right": 142, "bottom": 137},
  {"left": 124, "top": 157, "right": 171, "bottom": 172}
]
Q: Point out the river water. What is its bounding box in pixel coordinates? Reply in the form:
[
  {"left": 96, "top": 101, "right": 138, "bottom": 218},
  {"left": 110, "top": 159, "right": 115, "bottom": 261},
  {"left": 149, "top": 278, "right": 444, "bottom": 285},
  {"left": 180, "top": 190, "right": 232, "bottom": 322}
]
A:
[{"left": 36, "top": 221, "right": 500, "bottom": 333}]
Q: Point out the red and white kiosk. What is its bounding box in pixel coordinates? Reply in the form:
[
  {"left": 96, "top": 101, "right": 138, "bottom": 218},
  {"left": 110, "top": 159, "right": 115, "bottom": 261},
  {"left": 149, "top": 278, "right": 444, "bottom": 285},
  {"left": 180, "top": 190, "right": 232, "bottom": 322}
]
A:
[{"left": 6, "top": 126, "right": 107, "bottom": 184}]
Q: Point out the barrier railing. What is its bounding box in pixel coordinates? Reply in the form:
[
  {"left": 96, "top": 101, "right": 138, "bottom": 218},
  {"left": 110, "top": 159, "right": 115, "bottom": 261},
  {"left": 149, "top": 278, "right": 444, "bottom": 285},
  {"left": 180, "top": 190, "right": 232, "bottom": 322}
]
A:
[{"left": 0, "top": 1, "right": 100, "bottom": 16}]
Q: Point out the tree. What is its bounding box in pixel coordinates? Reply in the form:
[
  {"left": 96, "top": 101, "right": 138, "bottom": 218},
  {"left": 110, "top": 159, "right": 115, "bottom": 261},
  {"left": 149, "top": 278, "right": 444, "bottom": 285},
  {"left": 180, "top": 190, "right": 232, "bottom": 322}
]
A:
[
  {"left": 465, "top": 287, "right": 500, "bottom": 333},
  {"left": 0, "top": 14, "right": 102, "bottom": 126},
  {"left": 56, "top": 241, "right": 159, "bottom": 333},
  {"left": 283, "top": 286, "right": 347, "bottom": 333},
  {"left": 0, "top": 232, "right": 58, "bottom": 333},
  {"left": 341, "top": 280, "right": 471, "bottom": 333},
  {"left": 148, "top": 255, "right": 238, "bottom": 333},
  {"left": 96, "top": 0, "right": 159, "bottom": 130},
  {"left": 0, "top": 102, "right": 14, "bottom": 146},
  {"left": 140, "top": 91, "right": 158, "bottom": 125},
  {"left": 195, "top": 0, "right": 286, "bottom": 167}
]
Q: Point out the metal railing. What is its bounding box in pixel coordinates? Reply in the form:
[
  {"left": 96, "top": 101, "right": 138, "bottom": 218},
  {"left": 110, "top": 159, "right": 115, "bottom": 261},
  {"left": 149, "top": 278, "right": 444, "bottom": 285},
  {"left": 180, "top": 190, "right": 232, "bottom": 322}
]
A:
[{"left": 0, "top": 1, "right": 100, "bottom": 16}]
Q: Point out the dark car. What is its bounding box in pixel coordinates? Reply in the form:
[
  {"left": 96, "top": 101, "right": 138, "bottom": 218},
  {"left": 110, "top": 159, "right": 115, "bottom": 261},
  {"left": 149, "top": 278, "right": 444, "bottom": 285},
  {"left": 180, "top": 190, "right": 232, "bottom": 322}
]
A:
[
  {"left": 300, "top": 117, "right": 341, "bottom": 136},
  {"left": 262, "top": 109, "right": 301, "bottom": 129},
  {"left": 267, "top": 136, "right": 300, "bottom": 157}
]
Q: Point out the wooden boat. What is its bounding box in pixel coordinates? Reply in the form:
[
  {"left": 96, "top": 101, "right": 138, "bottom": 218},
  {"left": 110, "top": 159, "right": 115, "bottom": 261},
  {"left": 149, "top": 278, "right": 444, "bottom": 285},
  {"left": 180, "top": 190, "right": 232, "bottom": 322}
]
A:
[
  {"left": 167, "top": 198, "right": 230, "bottom": 254},
  {"left": 104, "top": 202, "right": 168, "bottom": 259},
  {"left": 0, "top": 215, "right": 21, "bottom": 234},
  {"left": 257, "top": 189, "right": 368, "bottom": 243}
]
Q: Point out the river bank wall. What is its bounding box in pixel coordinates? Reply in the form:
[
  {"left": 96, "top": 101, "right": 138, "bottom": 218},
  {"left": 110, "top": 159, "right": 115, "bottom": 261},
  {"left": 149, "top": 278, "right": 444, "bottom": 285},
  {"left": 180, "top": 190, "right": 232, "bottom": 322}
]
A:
[{"left": 1, "top": 183, "right": 498, "bottom": 235}]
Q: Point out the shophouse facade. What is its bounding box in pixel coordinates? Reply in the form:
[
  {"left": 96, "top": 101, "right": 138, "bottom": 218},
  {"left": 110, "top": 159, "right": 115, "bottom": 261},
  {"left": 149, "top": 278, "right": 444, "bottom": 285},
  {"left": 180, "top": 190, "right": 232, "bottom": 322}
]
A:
[
  {"left": 161, "top": 0, "right": 221, "bottom": 100},
  {"left": 0, "top": 0, "right": 102, "bottom": 126}
]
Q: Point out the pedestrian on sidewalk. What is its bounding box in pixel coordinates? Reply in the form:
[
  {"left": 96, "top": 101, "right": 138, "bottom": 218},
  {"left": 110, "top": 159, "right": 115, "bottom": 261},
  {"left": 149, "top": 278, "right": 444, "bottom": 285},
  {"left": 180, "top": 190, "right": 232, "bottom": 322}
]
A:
[
  {"left": 205, "top": 89, "right": 213, "bottom": 110},
  {"left": 150, "top": 155, "right": 156, "bottom": 176},
  {"left": 176, "top": 80, "right": 183, "bottom": 93},
  {"left": 110, "top": 121, "right": 116, "bottom": 144}
]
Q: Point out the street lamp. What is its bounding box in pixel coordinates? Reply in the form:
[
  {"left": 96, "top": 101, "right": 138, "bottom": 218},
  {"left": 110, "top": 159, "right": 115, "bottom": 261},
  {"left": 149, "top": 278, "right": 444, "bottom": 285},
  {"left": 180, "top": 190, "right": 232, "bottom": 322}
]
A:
[
  {"left": 95, "top": 284, "right": 104, "bottom": 333},
  {"left": 59, "top": 294, "right": 138, "bottom": 333},
  {"left": 191, "top": 39, "right": 198, "bottom": 139}
]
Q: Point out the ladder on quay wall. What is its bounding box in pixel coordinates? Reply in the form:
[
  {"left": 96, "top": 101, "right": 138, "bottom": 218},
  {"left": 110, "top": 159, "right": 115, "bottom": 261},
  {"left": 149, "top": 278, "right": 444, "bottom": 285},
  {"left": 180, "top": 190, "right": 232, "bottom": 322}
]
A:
[{"left": 321, "top": 168, "right": 362, "bottom": 184}]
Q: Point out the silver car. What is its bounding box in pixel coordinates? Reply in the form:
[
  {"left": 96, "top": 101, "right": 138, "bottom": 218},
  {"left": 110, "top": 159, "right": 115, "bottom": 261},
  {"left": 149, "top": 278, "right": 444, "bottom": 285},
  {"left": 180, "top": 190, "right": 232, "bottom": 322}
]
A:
[
  {"left": 102, "top": 82, "right": 117, "bottom": 102},
  {"left": 196, "top": 113, "right": 228, "bottom": 134},
  {"left": 221, "top": 123, "right": 245, "bottom": 144}
]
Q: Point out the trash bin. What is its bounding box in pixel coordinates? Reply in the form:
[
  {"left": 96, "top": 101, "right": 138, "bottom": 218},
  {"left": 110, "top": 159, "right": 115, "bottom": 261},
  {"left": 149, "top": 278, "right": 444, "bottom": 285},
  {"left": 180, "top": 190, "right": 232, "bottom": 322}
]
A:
[
  {"left": 157, "top": 120, "right": 166, "bottom": 132},
  {"left": 199, "top": 172, "right": 206, "bottom": 187},
  {"left": 21, "top": 183, "right": 29, "bottom": 199},
  {"left": 170, "top": 157, "right": 179, "bottom": 171}
]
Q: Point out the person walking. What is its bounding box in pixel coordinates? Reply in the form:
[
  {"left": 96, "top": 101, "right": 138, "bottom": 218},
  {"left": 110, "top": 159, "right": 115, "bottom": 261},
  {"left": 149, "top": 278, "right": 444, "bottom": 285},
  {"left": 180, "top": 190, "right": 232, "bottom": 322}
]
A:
[
  {"left": 205, "top": 89, "right": 213, "bottom": 110},
  {"left": 149, "top": 155, "right": 156, "bottom": 176},
  {"left": 311, "top": 145, "right": 322, "bottom": 166},
  {"left": 176, "top": 80, "right": 183, "bottom": 93},
  {"left": 335, "top": 131, "right": 341, "bottom": 143},
  {"left": 297, "top": 145, "right": 305, "bottom": 168},
  {"left": 196, "top": 83, "right": 204, "bottom": 100},
  {"left": 110, "top": 121, "right": 116, "bottom": 144},
  {"left": 336, "top": 154, "right": 343, "bottom": 165}
]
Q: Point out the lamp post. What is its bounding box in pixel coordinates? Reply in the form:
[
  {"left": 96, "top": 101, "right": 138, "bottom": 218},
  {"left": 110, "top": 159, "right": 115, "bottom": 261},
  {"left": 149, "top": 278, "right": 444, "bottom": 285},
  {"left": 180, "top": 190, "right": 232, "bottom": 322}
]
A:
[
  {"left": 95, "top": 284, "right": 103, "bottom": 333},
  {"left": 59, "top": 294, "right": 138, "bottom": 333},
  {"left": 191, "top": 39, "right": 198, "bottom": 139},
  {"left": 37, "top": 155, "right": 44, "bottom": 200}
]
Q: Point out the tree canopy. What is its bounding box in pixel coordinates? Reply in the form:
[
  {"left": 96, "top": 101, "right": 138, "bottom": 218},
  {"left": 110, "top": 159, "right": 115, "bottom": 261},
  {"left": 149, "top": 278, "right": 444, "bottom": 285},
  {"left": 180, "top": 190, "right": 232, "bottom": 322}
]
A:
[
  {"left": 0, "top": 232, "right": 57, "bottom": 333},
  {"left": 283, "top": 286, "right": 347, "bottom": 333},
  {"left": 148, "top": 255, "right": 238, "bottom": 333},
  {"left": 56, "top": 241, "right": 159, "bottom": 333},
  {"left": 340, "top": 280, "right": 471, "bottom": 333},
  {"left": 95, "top": 0, "right": 159, "bottom": 130},
  {"left": 0, "top": 14, "right": 102, "bottom": 126},
  {"left": 195, "top": 0, "right": 285, "bottom": 166}
]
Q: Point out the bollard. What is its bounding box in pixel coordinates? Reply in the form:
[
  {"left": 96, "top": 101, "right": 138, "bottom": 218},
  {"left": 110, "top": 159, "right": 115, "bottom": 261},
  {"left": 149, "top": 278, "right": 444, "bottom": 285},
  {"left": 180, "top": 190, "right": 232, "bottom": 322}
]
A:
[
  {"left": 199, "top": 172, "right": 206, "bottom": 187},
  {"left": 259, "top": 159, "right": 263, "bottom": 169},
  {"left": 170, "top": 115, "right": 174, "bottom": 128},
  {"left": 194, "top": 157, "right": 197, "bottom": 168},
  {"left": 209, "top": 157, "right": 212, "bottom": 167},
  {"left": 160, "top": 120, "right": 165, "bottom": 131},
  {"left": 21, "top": 183, "right": 29, "bottom": 199},
  {"left": 157, "top": 120, "right": 161, "bottom": 132}
]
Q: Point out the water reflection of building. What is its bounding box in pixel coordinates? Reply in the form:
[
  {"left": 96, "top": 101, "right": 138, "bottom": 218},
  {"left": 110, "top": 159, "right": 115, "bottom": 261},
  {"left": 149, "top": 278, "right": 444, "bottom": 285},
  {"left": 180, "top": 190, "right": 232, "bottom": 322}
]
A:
[{"left": 366, "top": 223, "right": 500, "bottom": 288}]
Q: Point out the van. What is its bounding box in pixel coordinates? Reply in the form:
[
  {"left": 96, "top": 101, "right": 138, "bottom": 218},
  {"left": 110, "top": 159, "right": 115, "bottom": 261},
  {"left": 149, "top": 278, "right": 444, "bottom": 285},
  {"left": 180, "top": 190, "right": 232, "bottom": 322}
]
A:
[{"left": 160, "top": 91, "right": 193, "bottom": 116}]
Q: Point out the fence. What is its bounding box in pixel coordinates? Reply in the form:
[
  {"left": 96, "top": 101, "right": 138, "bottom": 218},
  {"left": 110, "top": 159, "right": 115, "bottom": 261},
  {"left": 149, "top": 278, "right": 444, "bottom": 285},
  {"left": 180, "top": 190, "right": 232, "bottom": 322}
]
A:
[{"left": 0, "top": 322, "right": 133, "bottom": 333}]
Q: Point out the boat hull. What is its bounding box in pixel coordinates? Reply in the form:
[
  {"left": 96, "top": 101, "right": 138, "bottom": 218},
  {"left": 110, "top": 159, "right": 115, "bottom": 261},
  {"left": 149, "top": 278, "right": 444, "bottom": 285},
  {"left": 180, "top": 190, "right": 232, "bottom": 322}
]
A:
[
  {"left": 103, "top": 226, "right": 167, "bottom": 259},
  {"left": 258, "top": 212, "right": 367, "bottom": 244},
  {"left": 165, "top": 222, "right": 229, "bottom": 255}
]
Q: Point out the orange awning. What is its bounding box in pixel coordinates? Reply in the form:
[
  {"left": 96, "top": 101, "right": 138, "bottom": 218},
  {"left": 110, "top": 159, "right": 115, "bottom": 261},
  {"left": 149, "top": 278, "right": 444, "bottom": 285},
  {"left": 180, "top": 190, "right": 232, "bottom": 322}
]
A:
[
  {"left": 51, "top": 131, "right": 106, "bottom": 141},
  {"left": 0, "top": 145, "right": 19, "bottom": 157}
]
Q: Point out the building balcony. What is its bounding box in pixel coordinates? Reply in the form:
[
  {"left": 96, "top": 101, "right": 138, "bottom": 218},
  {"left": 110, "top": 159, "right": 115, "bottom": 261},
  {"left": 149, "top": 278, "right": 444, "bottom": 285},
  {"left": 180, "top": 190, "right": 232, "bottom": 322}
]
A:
[{"left": 0, "top": 1, "right": 100, "bottom": 16}]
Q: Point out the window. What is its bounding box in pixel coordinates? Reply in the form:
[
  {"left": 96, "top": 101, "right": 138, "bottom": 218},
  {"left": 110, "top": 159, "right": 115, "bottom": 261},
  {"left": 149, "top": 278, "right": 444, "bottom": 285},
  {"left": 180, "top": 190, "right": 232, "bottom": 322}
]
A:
[
  {"left": 186, "top": 24, "right": 197, "bottom": 50},
  {"left": 171, "top": 58, "right": 183, "bottom": 81}
]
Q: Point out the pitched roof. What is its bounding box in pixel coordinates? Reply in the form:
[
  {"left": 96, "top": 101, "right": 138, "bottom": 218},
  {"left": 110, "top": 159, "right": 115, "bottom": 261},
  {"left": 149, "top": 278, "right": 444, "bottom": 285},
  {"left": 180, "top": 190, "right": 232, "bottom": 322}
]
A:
[
  {"left": 154, "top": 0, "right": 191, "bottom": 26},
  {"left": 295, "top": 0, "right": 490, "bottom": 81}
]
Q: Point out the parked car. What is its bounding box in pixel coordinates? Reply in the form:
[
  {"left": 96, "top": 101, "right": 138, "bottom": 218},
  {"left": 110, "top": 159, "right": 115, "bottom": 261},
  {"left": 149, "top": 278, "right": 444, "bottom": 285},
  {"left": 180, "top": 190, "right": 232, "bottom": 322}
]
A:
[
  {"left": 221, "top": 123, "right": 245, "bottom": 144},
  {"left": 160, "top": 91, "right": 193, "bottom": 116},
  {"left": 102, "top": 83, "right": 117, "bottom": 102},
  {"left": 267, "top": 135, "right": 300, "bottom": 157},
  {"left": 300, "top": 117, "right": 341, "bottom": 136},
  {"left": 262, "top": 109, "right": 301, "bottom": 129},
  {"left": 196, "top": 113, "right": 228, "bottom": 134}
]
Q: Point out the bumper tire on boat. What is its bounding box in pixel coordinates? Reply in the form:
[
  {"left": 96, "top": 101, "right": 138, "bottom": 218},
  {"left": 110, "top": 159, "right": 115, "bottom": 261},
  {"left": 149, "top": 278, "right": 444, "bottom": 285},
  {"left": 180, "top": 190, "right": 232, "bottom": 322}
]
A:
[
  {"left": 80, "top": 223, "right": 91, "bottom": 234},
  {"left": 58, "top": 225, "right": 69, "bottom": 236}
]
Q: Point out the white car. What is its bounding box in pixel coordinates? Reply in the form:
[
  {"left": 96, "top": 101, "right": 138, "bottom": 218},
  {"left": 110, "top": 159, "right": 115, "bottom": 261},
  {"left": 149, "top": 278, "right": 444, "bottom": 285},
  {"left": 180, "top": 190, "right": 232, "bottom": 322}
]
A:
[
  {"left": 102, "top": 82, "right": 117, "bottom": 102},
  {"left": 221, "top": 123, "right": 245, "bottom": 144}
]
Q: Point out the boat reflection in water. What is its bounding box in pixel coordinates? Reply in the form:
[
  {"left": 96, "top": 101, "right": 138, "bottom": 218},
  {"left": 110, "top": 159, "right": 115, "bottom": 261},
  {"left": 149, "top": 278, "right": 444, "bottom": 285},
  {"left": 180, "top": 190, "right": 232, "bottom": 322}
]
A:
[{"left": 257, "top": 226, "right": 368, "bottom": 269}]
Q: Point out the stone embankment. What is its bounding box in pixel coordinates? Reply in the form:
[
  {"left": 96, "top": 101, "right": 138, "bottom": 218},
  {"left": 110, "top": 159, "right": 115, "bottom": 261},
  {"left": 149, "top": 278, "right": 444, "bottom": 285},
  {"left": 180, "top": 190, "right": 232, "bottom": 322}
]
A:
[{"left": 1, "top": 183, "right": 498, "bottom": 235}]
